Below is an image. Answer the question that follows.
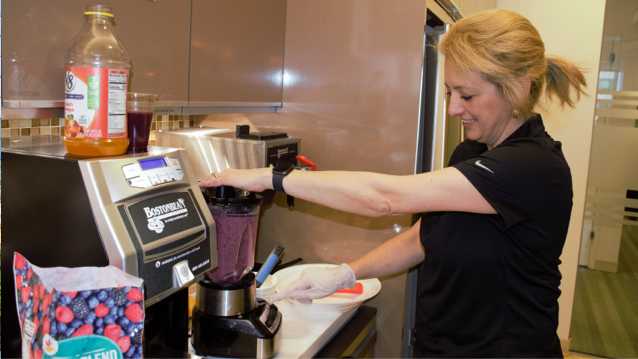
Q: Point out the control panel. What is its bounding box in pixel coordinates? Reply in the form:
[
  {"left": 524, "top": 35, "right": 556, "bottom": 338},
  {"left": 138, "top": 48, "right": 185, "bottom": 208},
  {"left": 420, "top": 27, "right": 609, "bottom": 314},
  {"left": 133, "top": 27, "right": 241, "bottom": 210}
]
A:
[{"left": 122, "top": 156, "right": 185, "bottom": 189}]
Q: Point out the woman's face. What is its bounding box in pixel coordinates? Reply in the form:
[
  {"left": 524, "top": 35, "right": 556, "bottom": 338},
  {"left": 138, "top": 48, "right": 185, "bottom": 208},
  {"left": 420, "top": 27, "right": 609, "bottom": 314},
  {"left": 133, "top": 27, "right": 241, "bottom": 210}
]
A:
[{"left": 444, "top": 59, "right": 523, "bottom": 149}]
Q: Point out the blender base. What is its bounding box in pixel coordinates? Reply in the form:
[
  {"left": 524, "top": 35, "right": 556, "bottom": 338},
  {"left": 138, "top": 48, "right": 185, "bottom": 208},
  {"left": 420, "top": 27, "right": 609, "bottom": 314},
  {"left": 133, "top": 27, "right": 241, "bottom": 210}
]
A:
[{"left": 191, "top": 298, "right": 282, "bottom": 358}]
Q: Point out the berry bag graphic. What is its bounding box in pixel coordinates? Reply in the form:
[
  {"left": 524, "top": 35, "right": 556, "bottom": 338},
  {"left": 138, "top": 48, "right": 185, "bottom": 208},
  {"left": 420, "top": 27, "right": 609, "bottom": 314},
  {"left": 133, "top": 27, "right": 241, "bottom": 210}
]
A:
[{"left": 13, "top": 253, "right": 145, "bottom": 359}]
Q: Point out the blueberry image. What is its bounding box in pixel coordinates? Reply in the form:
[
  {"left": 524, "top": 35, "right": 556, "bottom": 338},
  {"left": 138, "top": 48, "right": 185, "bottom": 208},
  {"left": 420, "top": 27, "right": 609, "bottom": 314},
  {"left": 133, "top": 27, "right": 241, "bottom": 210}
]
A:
[
  {"left": 96, "top": 326, "right": 104, "bottom": 335},
  {"left": 26, "top": 299, "right": 33, "bottom": 308},
  {"left": 137, "top": 344, "right": 143, "bottom": 354},
  {"left": 110, "top": 306, "right": 119, "bottom": 316},
  {"left": 87, "top": 296, "right": 99, "bottom": 309},
  {"left": 105, "top": 297, "right": 115, "bottom": 308},
  {"left": 117, "top": 317, "right": 130, "bottom": 327},
  {"left": 97, "top": 290, "right": 109, "bottom": 302},
  {"left": 60, "top": 294, "right": 73, "bottom": 305},
  {"left": 84, "top": 311, "right": 97, "bottom": 324},
  {"left": 57, "top": 322, "right": 67, "bottom": 333},
  {"left": 50, "top": 320, "right": 58, "bottom": 335},
  {"left": 70, "top": 319, "right": 83, "bottom": 329},
  {"left": 125, "top": 346, "right": 136, "bottom": 357},
  {"left": 80, "top": 290, "right": 92, "bottom": 298},
  {"left": 95, "top": 317, "right": 104, "bottom": 328},
  {"left": 125, "top": 300, "right": 133, "bottom": 308},
  {"left": 65, "top": 327, "right": 76, "bottom": 337},
  {"left": 123, "top": 286, "right": 132, "bottom": 293},
  {"left": 25, "top": 307, "right": 34, "bottom": 319},
  {"left": 117, "top": 307, "right": 126, "bottom": 317},
  {"left": 48, "top": 305, "right": 56, "bottom": 318},
  {"left": 104, "top": 314, "right": 117, "bottom": 325},
  {"left": 56, "top": 334, "right": 67, "bottom": 341}
]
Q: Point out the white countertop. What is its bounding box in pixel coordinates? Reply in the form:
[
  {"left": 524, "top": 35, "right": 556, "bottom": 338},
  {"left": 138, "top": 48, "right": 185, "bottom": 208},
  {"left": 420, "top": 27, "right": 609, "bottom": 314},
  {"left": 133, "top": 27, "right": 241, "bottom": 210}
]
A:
[{"left": 190, "top": 301, "right": 359, "bottom": 358}]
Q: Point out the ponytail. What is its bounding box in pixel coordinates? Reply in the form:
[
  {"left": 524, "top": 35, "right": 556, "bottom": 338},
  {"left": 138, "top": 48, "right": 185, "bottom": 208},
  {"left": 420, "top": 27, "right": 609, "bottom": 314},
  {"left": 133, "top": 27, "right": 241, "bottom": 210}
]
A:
[{"left": 544, "top": 55, "right": 588, "bottom": 109}]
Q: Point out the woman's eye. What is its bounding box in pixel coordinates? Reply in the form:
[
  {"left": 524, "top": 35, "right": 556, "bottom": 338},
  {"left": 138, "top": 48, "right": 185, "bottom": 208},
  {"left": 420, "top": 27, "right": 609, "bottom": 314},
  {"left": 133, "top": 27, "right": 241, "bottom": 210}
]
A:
[
  {"left": 445, "top": 91, "right": 451, "bottom": 97},
  {"left": 461, "top": 95, "right": 474, "bottom": 101}
]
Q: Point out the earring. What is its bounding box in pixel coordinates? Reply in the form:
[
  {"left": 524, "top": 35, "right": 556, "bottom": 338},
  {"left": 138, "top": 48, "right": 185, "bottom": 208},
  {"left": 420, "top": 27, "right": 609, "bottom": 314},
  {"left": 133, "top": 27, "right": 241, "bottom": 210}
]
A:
[{"left": 513, "top": 110, "right": 519, "bottom": 119}]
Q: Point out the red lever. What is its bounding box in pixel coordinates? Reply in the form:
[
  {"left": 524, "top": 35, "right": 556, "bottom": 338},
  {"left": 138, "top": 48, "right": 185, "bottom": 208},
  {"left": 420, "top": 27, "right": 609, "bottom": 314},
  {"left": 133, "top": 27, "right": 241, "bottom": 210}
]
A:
[{"left": 296, "top": 155, "right": 316, "bottom": 171}]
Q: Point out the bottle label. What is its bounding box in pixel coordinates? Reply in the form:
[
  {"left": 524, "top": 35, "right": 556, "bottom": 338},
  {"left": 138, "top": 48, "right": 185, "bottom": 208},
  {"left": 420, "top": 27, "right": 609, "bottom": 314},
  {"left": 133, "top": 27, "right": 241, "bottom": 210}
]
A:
[{"left": 64, "top": 67, "right": 128, "bottom": 139}]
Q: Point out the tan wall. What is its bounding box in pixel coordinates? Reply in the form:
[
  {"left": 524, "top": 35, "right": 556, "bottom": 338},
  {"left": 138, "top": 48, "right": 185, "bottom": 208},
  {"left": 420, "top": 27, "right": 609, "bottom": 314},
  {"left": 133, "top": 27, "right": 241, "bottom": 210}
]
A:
[
  {"left": 496, "top": 0, "right": 606, "bottom": 343},
  {"left": 199, "top": 1, "right": 428, "bottom": 357}
]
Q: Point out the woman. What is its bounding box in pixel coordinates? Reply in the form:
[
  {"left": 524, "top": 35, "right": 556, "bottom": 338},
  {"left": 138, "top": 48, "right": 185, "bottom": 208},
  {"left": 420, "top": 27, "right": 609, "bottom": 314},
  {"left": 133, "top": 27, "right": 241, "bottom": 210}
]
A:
[{"left": 199, "top": 9, "right": 587, "bottom": 358}]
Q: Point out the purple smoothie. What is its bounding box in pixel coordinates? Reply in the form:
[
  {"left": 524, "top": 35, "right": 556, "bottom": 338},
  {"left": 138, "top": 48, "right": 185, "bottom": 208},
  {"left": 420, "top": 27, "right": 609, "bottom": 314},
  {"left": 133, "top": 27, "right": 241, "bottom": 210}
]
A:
[
  {"left": 206, "top": 206, "right": 259, "bottom": 284},
  {"left": 126, "top": 111, "right": 153, "bottom": 152}
]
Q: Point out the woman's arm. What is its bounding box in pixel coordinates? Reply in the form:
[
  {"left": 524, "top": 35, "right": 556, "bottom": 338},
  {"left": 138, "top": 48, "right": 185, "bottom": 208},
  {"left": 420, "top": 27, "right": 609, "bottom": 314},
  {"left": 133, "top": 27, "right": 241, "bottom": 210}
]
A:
[
  {"left": 348, "top": 218, "right": 426, "bottom": 280},
  {"left": 269, "top": 219, "right": 426, "bottom": 303},
  {"left": 199, "top": 166, "right": 496, "bottom": 217}
]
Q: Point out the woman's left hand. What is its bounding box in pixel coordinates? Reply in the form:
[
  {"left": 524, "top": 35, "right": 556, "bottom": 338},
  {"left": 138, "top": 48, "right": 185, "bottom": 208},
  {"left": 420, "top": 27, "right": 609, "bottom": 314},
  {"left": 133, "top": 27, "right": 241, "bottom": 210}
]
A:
[{"left": 198, "top": 167, "right": 272, "bottom": 192}]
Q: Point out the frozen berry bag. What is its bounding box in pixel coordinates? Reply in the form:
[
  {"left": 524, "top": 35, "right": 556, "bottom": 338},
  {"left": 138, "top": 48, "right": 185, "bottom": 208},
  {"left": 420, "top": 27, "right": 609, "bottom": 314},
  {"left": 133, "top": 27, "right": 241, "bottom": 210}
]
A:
[{"left": 13, "top": 252, "right": 145, "bottom": 359}]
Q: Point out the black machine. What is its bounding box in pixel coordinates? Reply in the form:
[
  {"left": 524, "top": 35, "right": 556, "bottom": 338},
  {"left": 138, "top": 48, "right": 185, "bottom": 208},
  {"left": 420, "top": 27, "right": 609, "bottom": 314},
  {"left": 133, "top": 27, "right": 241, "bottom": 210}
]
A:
[
  {"left": 1, "top": 136, "right": 216, "bottom": 358},
  {"left": 191, "top": 273, "right": 282, "bottom": 358}
]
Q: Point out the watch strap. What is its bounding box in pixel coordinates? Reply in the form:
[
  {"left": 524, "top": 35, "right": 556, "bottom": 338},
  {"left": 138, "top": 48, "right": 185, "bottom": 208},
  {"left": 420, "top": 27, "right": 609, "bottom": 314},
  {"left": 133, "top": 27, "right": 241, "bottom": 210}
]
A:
[{"left": 273, "top": 171, "right": 287, "bottom": 194}]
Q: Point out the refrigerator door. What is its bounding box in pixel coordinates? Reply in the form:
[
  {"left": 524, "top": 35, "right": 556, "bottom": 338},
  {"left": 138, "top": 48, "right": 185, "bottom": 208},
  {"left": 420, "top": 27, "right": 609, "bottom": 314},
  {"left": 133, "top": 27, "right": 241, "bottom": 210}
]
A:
[{"left": 401, "top": 8, "right": 463, "bottom": 358}]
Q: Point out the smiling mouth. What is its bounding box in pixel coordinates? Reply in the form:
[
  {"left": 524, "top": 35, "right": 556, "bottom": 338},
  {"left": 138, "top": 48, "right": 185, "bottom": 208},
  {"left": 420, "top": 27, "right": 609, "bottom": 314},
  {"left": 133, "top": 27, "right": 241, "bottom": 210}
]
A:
[{"left": 462, "top": 119, "right": 475, "bottom": 125}]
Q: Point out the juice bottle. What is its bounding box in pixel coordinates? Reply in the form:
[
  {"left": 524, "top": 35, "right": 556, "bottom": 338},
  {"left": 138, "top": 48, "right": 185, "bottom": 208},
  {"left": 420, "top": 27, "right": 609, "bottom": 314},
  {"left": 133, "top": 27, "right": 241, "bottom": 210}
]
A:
[{"left": 64, "top": 5, "right": 131, "bottom": 157}]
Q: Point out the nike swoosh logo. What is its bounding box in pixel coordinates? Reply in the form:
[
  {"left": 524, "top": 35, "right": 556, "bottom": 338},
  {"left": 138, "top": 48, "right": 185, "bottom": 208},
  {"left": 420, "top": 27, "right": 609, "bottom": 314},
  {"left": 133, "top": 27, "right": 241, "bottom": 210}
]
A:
[{"left": 475, "top": 160, "right": 494, "bottom": 173}]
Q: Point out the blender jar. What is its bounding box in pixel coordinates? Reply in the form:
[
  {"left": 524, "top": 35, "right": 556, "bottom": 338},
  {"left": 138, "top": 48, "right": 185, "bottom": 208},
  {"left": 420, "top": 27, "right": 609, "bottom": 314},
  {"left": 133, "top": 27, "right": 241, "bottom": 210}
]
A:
[{"left": 204, "top": 186, "right": 262, "bottom": 284}]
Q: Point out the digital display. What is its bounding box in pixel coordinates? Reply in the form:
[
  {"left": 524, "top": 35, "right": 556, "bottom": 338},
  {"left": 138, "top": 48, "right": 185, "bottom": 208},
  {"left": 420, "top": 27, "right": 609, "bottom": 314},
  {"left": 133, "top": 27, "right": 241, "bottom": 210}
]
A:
[{"left": 139, "top": 157, "right": 167, "bottom": 171}]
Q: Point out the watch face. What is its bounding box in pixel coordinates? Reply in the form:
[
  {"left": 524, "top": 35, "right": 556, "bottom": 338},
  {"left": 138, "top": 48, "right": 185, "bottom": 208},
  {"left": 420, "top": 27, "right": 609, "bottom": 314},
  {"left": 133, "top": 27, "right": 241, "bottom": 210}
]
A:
[{"left": 273, "top": 163, "right": 294, "bottom": 174}]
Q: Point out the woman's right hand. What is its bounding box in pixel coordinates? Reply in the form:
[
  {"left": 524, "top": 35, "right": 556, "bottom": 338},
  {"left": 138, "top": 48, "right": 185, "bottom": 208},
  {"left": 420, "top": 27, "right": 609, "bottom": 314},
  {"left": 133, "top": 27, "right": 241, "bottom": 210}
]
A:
[
  {"left": 269, "top": 264, "right": 357, "bottom": 304},
  {"left": 198, "top": 167, "right": 273, "bottom": 193}
]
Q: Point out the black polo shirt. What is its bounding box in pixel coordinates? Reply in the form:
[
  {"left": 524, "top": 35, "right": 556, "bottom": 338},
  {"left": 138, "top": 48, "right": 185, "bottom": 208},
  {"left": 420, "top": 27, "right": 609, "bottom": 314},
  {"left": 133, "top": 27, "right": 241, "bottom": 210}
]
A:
[{"left": 415, "top": 114, "right": 572, "bottom": 358}]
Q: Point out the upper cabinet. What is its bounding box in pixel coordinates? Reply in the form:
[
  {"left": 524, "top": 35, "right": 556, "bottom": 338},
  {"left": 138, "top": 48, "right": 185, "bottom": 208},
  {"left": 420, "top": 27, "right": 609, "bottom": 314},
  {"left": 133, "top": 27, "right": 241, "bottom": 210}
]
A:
[
  {"left": 189, "top": 0, "right": 286, "bottom": 106},
  {"left": 2, "top": 0, "right": 286, "bottom": 115}
]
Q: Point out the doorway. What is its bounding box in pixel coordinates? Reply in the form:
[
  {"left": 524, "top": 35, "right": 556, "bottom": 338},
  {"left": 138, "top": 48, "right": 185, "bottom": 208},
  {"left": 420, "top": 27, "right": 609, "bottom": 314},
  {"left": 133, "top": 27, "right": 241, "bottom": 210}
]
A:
[{"left": 569, "top": 0, "right": 638, "bottom": 357}]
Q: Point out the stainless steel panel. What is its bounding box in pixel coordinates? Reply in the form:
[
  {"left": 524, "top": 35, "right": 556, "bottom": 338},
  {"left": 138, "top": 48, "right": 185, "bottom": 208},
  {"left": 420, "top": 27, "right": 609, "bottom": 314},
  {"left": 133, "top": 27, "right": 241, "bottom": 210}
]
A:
[
  {"left": 190, "top": 0, "right": 286, "bottom": 103},
  {"left": 155, "top": 128, "right": 300, "bottom": 181},
  {"left": 196, "top": 282, "right": 257, "bottom": 316},
  {"left": 256, "top": 328, "right": 282, "bottom": 359}
]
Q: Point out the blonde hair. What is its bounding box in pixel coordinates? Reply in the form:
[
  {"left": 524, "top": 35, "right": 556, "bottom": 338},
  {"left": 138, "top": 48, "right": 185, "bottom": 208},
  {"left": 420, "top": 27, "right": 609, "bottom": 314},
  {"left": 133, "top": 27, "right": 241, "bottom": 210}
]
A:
[{"left": 439, "top": 9, "right": 587, "bottom": 121}]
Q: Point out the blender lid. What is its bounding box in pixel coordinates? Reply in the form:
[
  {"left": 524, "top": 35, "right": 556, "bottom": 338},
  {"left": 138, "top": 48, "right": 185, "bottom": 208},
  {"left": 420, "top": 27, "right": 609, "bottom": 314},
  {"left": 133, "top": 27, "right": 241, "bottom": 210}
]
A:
[{"left": 204, "top": 185, "right": 263, "bottom": 206}]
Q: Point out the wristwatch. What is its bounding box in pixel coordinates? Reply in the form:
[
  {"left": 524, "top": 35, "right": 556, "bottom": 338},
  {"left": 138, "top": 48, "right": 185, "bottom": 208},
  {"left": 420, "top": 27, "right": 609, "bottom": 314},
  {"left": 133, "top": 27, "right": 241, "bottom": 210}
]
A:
[{"left": 272, "top": 163, "right": 295, "bottom": 195}]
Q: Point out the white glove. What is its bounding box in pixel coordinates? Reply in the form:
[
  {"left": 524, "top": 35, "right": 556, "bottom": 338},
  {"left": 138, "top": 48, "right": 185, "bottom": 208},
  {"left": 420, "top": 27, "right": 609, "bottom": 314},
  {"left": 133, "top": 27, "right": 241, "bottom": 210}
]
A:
[{"left": 269, "top": 264, "right": 357, "bottom": 304}]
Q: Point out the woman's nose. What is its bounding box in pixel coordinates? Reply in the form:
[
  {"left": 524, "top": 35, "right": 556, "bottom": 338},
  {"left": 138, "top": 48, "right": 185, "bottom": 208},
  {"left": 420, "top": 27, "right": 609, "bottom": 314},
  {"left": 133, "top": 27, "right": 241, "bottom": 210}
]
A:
[{"left": 447, "top": 95, "right": 464, "bottom": 117}]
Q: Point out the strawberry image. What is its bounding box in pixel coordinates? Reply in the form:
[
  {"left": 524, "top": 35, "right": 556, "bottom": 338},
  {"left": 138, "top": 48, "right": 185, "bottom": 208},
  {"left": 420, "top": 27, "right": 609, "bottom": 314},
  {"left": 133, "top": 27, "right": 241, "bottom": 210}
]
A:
[
  {"left": 127, "top": 287, "right": 143, "bottom": 302},
  {"left": 71, "top": 324, "right": 94, "bottom": 337},
  {"left": 62, "top": 291, "right": 78, "bottom": 299},
  {"left": 15, "top": 253, "right": 27, "bottom": 270},
  {"left": 95, "top": 303, "right": 110, "bottom": 317},
  {"left": 16, "top": 274, "right": 24, "bottom": 288},
  {"left": 104, "top": 324, "right": 122, "bottom": 342},
  {"left": 21, "top": 286, "right": 31, "bottom": 304},
  {"left": 33, "top": 287, "right": 40, "bottom": 310},
  {"left": 125, "top": 303, "right": 143, "bottom": 323},
  {"left": 42, "top": 316, "right": 51, "bottom": 335},
  {"left": 27, "top": 268, "right": 34, "bottom": 283},
  {"left": 39, "top": 283, "right": 46, "bottom": 298},
  {"left": 116, "top": 335, "right": 131, "bottom": 353},
  {"left": 55, "top": 305, "right": 75, "bottom": 323}
]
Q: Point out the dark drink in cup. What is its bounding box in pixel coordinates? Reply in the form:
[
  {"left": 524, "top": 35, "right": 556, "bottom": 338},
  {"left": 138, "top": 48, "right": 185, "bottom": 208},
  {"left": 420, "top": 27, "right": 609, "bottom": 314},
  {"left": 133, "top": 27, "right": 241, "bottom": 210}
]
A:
[
  {"left": 127, "top": 111, "right": 153, "bottom": 153},
  {"left": 126, "top": 92, "right": 157, "bottom": 153}
]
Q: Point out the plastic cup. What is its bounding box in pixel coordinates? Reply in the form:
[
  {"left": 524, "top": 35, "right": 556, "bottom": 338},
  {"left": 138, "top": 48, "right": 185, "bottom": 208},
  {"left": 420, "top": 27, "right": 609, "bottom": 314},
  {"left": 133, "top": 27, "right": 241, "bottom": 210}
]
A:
[{"left": 126, "top": 92, "right": 157, "bottom": 153}]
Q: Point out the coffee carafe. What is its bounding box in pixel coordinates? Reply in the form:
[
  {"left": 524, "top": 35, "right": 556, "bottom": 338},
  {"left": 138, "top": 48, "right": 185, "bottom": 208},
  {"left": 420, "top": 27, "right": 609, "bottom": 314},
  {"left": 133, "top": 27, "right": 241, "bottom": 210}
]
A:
[{"left": 191, "top": 186, "right": 282, "bottom": 358}]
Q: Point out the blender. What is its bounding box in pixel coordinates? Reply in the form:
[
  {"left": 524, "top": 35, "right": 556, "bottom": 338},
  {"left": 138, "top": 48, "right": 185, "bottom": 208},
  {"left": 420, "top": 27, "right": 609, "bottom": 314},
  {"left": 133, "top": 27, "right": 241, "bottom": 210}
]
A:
[{"left": 191, "top": 186, "right": 282, "bottom": 358}]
